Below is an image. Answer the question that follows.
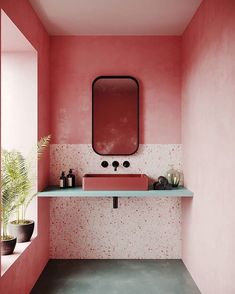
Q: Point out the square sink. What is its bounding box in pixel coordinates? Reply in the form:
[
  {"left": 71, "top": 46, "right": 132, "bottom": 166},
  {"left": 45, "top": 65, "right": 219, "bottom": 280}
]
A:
[{"left": 82, "top": 174, "right": 149, "bottom": 191}]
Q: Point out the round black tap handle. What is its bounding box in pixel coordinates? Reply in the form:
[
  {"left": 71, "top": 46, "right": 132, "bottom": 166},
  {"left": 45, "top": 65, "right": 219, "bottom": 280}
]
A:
[
  {"left": 123, "top": 161, "right": 130, "bottom": 168},
  {"left": 101, "top": 161, "right": 109, "bottom": 168}
]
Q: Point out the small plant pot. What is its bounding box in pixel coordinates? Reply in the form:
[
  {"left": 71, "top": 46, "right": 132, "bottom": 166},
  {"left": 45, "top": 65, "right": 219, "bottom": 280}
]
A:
[
  {"left": 1, "top": 236, "right": 17, "bottom": 255},
  {"left": 9, "top": 220, "right": 35, "bottom": 243}
]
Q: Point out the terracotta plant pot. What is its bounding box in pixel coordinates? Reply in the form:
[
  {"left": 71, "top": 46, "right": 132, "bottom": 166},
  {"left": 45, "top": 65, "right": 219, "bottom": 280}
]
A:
[
  {"left": 1, "top": 236, "right": 17, "bottom": 255},
  {"left": 9, "top": 220, "right": 34, "bottom": 243}
]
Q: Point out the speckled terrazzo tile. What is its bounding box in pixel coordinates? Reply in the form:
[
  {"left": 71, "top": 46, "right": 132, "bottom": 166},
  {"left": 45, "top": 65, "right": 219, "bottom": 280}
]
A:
[
  {"left": 50, "top": 197, "right": 181, "bottom": 259},
  {"left": 50, "top": 144, "right": 182, "bottom": 186},
  {"left": 49, "top": 144, "right": 182, "bottom": 259}
]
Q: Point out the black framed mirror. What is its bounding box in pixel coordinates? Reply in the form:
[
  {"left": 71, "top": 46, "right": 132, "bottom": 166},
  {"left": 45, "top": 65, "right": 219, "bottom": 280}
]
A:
[{"left": 92, "top": 76, "right": 139, "bottom": 155}]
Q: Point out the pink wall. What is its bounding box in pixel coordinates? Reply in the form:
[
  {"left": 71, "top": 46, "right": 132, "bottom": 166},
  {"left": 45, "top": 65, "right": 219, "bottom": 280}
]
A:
[
  {"left": 0, "top": 0, "right": 50, "bottom": 293},
  {"left": 49, "top": 36, "right": 182, "bottom": 261},
  {"left": 182, "top": 0, "right": 235, "bottom": 293},
  {"left": 50, "top": 36, "right": 181, "bottom": 144}
]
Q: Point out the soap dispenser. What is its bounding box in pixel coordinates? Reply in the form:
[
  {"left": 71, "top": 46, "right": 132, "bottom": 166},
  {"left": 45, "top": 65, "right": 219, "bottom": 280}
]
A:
[
  {"left": 60, "top": 171, "right": 67, "bottom": 189},
  {"left": 67, "top": 169, "right": 75, "bottom": 188}
]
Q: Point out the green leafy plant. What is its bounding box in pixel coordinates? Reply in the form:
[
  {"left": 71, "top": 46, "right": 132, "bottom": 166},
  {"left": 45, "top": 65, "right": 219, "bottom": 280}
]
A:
[
  {"left": 1, "top": 135, "right": 50, "bottom": 238},
  {"left": 1, "top": 150, "right": 29, "bottom": 239},
  {"left": 14, "top": 135, "right": 51, "bottom": 224}
]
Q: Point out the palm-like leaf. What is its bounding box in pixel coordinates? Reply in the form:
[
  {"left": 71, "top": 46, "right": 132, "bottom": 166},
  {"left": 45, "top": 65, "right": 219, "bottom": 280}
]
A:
[
  {"left": 37, "top": 135, "right": 51, "bottom": 160},
  {"left": 1, "top": 150, "right": 31, "bottom": 237},
  {"left": 1, "top": 135, "right": 50, "bottom": 237}
]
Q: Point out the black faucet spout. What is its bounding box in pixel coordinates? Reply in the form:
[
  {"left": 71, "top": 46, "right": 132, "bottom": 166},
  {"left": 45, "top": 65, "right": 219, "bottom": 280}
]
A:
[{"left": 112, "top": 161, "right": 119, "bottom": 171}]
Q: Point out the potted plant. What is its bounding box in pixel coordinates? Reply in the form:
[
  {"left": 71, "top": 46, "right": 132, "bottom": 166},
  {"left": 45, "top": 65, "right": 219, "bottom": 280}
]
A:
[
  {"left": 1, "top": 151, "right": 27, "bottom": 254},
  {"left": 6, "top": 135, "right": 50, "bottom": 243}
]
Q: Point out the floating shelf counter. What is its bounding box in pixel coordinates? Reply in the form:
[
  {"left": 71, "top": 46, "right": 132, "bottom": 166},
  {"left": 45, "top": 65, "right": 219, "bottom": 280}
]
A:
[{"left": 37, "top": 186, "right": 193, "bottom": 198}]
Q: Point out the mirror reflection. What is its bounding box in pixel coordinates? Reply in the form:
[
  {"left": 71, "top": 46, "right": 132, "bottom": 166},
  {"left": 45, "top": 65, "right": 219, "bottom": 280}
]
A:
[{"left": 92, "top": 76, "right": 139, "bottom": 155}]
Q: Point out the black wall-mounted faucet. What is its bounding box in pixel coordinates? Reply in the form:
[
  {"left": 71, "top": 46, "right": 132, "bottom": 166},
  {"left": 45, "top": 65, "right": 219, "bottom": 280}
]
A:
[{"left": 112, "top": 161, "right": 119, "bottom": 171}]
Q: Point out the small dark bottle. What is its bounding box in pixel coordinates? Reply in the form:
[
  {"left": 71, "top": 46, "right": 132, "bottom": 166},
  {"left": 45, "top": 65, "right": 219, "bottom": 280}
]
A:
[
  {"left": 67, "top": 169, "right": 75, "bottom": 188},
  {"left": 60, "top": 171, "right": 67, "bottom": 189}
]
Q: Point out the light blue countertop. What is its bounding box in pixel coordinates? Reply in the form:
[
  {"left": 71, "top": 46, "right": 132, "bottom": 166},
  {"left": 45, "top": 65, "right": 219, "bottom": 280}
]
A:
[{"left": 37, "top": 186, "right": 194, "bottom": 198}]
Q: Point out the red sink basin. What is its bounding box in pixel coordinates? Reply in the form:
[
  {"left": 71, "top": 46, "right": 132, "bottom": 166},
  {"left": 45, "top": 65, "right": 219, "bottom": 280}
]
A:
[{"left": 82, "top": 174, "right": 149, "bottom": 191}]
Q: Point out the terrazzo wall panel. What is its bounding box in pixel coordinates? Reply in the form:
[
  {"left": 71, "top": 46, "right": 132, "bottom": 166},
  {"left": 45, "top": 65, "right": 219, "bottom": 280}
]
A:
[{"left": 50, "top": 144, "right": 183, "bottom": 258}]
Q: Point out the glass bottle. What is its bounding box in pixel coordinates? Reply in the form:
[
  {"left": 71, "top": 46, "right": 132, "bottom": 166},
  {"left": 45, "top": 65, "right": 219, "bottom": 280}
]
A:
[
  {"left": 59, "top": 171, "right": 67, "bottom": 189},
  {"left": 67, "top": 169, "right": 75, "bottom": 188},
  {"left": 166, "top": 165, "right": 181, "bottom": 187}
]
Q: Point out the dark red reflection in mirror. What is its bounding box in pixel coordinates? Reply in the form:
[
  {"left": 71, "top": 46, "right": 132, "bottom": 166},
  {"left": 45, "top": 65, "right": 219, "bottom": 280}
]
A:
[{"left": 92, "top": 76, "right": 139, "bottom": 155}]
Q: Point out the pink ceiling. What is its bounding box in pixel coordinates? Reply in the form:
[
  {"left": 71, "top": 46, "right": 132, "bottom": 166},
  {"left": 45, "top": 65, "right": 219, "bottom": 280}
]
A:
[{"left": 29, "top": 0, "right": 202, "bottom": 36}]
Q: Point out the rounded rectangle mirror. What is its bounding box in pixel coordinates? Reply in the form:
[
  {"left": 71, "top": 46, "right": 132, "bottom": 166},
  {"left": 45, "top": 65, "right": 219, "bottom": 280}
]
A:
[{"left": 92, "top": 76, "right": 139, "bottom": 155}]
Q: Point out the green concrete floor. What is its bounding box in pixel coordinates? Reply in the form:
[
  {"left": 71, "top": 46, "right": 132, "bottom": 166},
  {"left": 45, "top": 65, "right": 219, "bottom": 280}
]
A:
[{"left": 31, "top": 259, "right": 200, "bottom": 294}]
